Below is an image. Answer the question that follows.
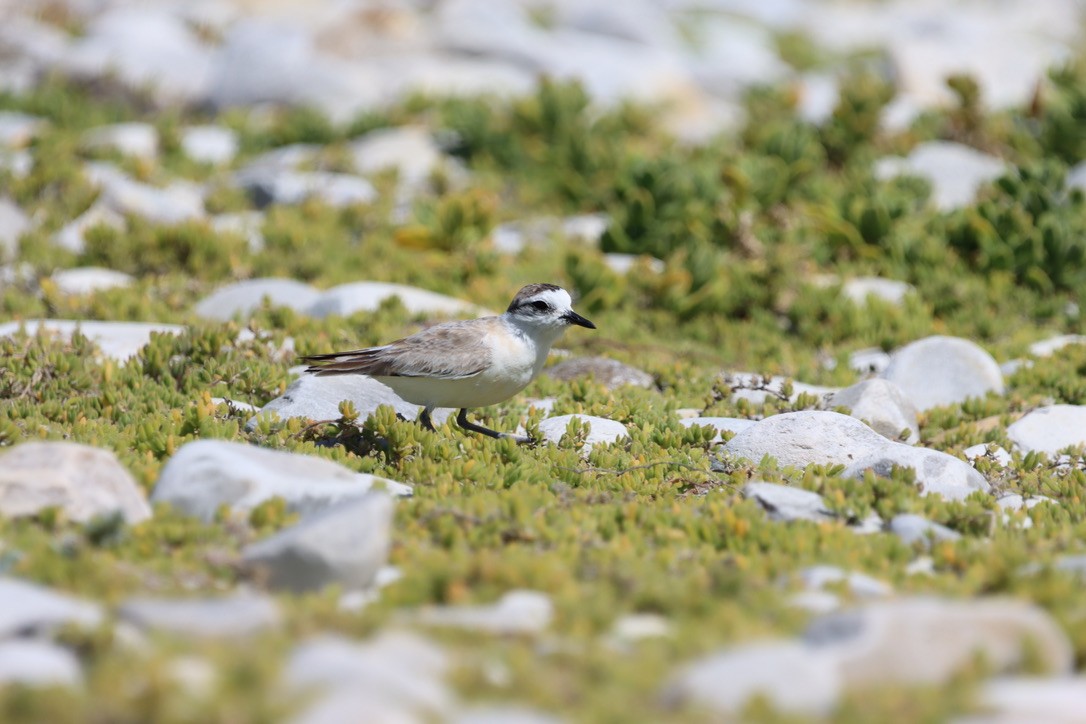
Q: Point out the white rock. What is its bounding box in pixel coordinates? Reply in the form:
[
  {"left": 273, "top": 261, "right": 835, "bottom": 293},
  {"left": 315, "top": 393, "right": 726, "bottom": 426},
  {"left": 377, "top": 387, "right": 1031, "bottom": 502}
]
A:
[
  {"left": 308, "top": 282, "right": 477, "bottom": 318},
  {"left": 664, "top": 640, "right": 840, "bottom": 717},
  {"left": 723, "top": 411, "right": 889, "bottom": 469},
  {"left": 119, "top": 592, "right": 280, "bottom": 639},
  {"left": 0, "top": 640, "right": 81, "bottom": 687},
  {"left": 880, "top": 335, "right": 1004, "bottom": 411},
  {"left": 843, "top": 446, "right": 990, "bottom": 501},
  {"left": 0, "top": 442, "right": 152, "bottom": 524},
  {"left": 53, "top": 202, "right": 125, "bottom": 254},
  {"left": 789, "top": 590, "right": 842, "bottom": 614},
  {"left": 743, "top": 482, "right": 834, "bottom": 523},
  {"left": 683, "top": 14, "right": 790, "bottom": 97},
  {"left": 210, "top": 211, "right": 265, "bottom": 252},
  {"left": 828, "top": 378, "right": 920, "bottom": 444},
  {"left": 84, "top": 163, "right": 205, "bottom": 224},
  {"left": 242, "top": 492, "right": 393, "bottom": 593},
  {"left": 491, "top": 214, "right": 610, "bottom": 254},
  {"left": 0, "top": 197, "right": 30, "bottom": 259},
  {"left": 1028, "top": 334, "right": 1086, "bottom": 358},
  {"left": 848, "top": 347, "right": 891, "bottom": 375},
  {"left": 49, "top": 267, "right": 134, "bottom": 295},
  {"left": 610, "top": 613, "right": 672, "bottom": 642},
  {"left": 83, "top": 122, "right": 159, "bottom": 160},
  {"left": 211, "top": 397, "right": 260, "bottom": 414},
  {"left": 970, "top": 676, "right": 1086, "bottom": 723},
  {"left": 537, "top": 414, "right": 629, "bottom": 451},
  {"left": 888, "top": 514, "right": 961, "bottom": 547},
  {"left": 151, "top": 439, "right": 410, "bottom": 522},
  {"left": 350, "top": 126, "right": 446, "bottom": 186},
  {"left": 1007, "top": 405, "right": 1086, "bottom": 455},
  {"left": 0, "top": 577, "right": 103, "bottom": 638},
  {"left": 194, "top": 278, "right": 321, "bottom": 321},
  {"left": 795, "top": 566, "right": 893, "bottom": 598},
  {"left": 0, "top": 111, "right": 44, "bottom": 148},
  {"left": 180, "top": 125, "right": 238, "bottom": 165},
  {"left": 805, "top": 598, "right": 1073, "bottom": 686},
  {"left": 1068, "top": 162, "right": 1086, "bottom": 192},
  {"left": 0, "top": 319, "right": 184, "bottom": 362},
  {"left": 995, "top": 494, "right": 1053, "bottom": 513},
  {"left": 796, "top": 73, "right": 839, "bottom": 124},
  {"left": 0, "top": 148, "right": 32, "bottom": 178},
  {"left": 842, "top": 277, "right": 914, "bottom": 306},
  {"left": 450, "top": 707, "right": 564, "bottom": 724},
  {"left": 413, "top": 590, "right": 553, "bottom": 635},
  {"left": 963, "top": 443, "right": 1013, "bottom": 467},
  {"left": 874, "top": 141, "right": 1006, "bottom": 211},
  {"left": 235, "top": 168, "right": 377, "bottom": 208}
]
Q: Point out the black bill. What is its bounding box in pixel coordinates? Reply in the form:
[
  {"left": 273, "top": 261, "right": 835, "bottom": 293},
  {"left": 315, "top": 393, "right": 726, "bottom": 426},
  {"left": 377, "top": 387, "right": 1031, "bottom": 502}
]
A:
[{"left": 563, "top": 310, "right": 596, "bottom": 329}]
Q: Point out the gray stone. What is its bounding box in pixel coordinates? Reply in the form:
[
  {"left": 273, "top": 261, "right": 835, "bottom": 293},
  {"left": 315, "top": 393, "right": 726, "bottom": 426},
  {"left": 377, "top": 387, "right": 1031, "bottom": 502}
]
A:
[
  {"left": 119, "top": 592, "right": 280, "bottom": 639},
  {"left": 664, "top": 640, "right": 840, "bottom": 717},
  {"left": 795, "top": 566, "right": 893, "bottom": 598},
  {"left": 242, "top": 492, "right": 393, "bottom": 593},
  {"left": 687, "top": 16, "right": 790, "bottom": 97},
  {"left": 874, "top": 141, "right": 1006, "bottom": 211},
  {"left": 1007, "top": 405, "right": 1086, "bottom": 455},
  {"left": 829, "top": 378, "right": 920, "bottom": 444},
  {"left": 0, "top": 111, "right": 44, "bottom": 148},
  {"left": 544, "top": 357, "right": 653, "bottom": 390},
  {"left": 286, "top": 632, "right": 451, "bottom": 722},
  {"left": 62, "top": 8, "right": 212, "bottom": 106},
  {"left": 180, "top": 125, "right": 238, "bottom": 165},
  {"left": 53, "top": 202, "right": 125, "bottom": 254},
  {"left": 723, "top": 411, "right": 889, "bottom": 469},
  {"left": 0, "top": 577, "right": 103, "bottom": 638},
  {"left": 84, "top": 163, "right": 205, "bottom": 224},
  {"left": 151, "top": 439, "right": 410, "bottom": 522},
  {"left": 880, "top": 335, "right": 1004, "bottom": 411},
  {"left": 83, "top": 122, "right": 158, "bottom": 160},
  {"left": 743, "top": 482, "right": 834, "bottom": 523},
  {"left": 601, "top": 253, "right": 665, "bottom": 275},
  {"left": 194, "top": 278, "right": 321, "bottom": 321},
  {"left": 350, "top": 126, "right": 453, "bottom": 190},
  {"left": 235, "top": 168, "right": 376, "bottom": 208},
  {"left": 0, "top": 442, "right": 152, "bottom": 524},
  {"left": 49, "top": 267, "right": 133, "bottom": 295},
  {"left": 844, "top": 446, "right": 990, "bottom": 500},
  {"left": 966, "top": 676, "right": 1086, "bottom": 724},
  {"left": 678, "top": 416, "right": 757, "bottom": 442},
  {"left": 537, "top": 415, "right": 629, "bottom": 451},
  {"left": 0, "top": 197, "right": 30, "bottom": 259},
  {"left": 725, "top": 372, "right": 838, "bottom": 405},
  {"left": 0, "top": 640, "right": 81, "bottom": 687},
  {"left": 842, "top": 277, "right": 914, "bottom": 306},
  {"left": 248, "top": 373, "right": 454, "bottom": 430},
  {"left": 210, "top": 212, "right": 265, "bottom": 252},
  {"left": 1028, "top": 334, "right": 1086, "bottom": 357},
  {"left": 413, "top": 590, "right": 553, "bottom": 635},
  {"left": 888, "top": 514, "right": 962, "bottom": 547},
  {"left": 805, "top": 598, "right": 1073, "bottom": 686},
  {"left": 307, "top": 282, "right": 477, "bottom": 318},
  {"left": 0, "top": 319, "right": 184, "bottom": 362},
  {"left": 491, "top": 214, "right": 609, "bottom": 254}
]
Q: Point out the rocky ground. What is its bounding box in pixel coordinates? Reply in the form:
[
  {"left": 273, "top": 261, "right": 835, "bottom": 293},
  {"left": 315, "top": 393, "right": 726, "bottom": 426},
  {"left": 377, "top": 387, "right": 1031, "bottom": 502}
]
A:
[{"left": 3, "top": 0, "right": 1086, "bottom": 722}]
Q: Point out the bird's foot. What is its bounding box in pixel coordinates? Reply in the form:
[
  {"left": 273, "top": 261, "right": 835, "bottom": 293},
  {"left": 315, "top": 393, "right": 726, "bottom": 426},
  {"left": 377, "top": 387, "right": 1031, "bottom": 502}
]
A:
[{"left": 456, "top": 409, "right": 533, "bottom": 444}]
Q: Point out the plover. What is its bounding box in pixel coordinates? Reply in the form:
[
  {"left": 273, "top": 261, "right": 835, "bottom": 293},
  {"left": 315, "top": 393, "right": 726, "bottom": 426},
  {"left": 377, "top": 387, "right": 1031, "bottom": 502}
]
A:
[{"left": 302, "top": 283, "right": 596, "bottom": 441}]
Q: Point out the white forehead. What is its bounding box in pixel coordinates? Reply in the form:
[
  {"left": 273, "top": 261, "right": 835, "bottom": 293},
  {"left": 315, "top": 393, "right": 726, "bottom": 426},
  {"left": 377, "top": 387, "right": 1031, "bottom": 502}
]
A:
[{"left": 529, "top": 287, "right": 572, "bottom": 309}]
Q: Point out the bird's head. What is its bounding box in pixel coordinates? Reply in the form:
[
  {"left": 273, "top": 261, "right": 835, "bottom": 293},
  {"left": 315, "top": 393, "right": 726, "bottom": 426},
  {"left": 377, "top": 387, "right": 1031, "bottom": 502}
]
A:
[{"left": 504, "top": 283, "right": 596, "bottom": 339}]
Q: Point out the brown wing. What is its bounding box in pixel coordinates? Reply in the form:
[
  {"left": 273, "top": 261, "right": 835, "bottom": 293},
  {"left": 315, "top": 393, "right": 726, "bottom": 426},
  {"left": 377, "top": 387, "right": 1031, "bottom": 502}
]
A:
[{"left": 302, "top": 318, "right": 495, "bottom": 379}]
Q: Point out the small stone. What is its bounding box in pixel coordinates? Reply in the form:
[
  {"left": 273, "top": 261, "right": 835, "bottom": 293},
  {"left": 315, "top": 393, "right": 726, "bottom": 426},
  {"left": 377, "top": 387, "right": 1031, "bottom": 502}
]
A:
[
  {"left": 601, "top": 253, "right": 665, "bottom": 275},
  {"left": 743, "top": 482, "right": 834, "bottom": 523},
  {"left": 49, "top": 267, "right": 134, "bottom": 295},
  {"left": 167, "top": 656, "right": 216, "bottom": 697},
  {"left": 0, "top": 111, "right": 44, "bottom": 148},
  {"left": 84, "top": 163, "right": 205, "bottom": 224},
  {"left": 491, "top": 214, "right": 608, "bottom": 254},
  {"left": 194, "top": 278, "right": 321, "bottom": 321},
  {"left": 0, "top": 197, "right": 30, "bottom": 259},
  {"left": 963, "top": 443, "right": 1013, "bottom": 468},
  {"left": 242, "top": 492, "right": 393, "bottom": 593},
  {"left": 211, "top": 397, "right": 260, "bottom": 414},
  {"left": 307, "top": 282, "right": 477, "bottom": 318},
  {"left": 0, "top": 640, "right": 81, "bottom": 687},
  {"left": 880, "top": 335, "right": 1004, "bottom": 412},
  {"left": 805, "top": 597, "right": 1073, "bottom": 686},
  {"left": 0, "top": 442, "right": 152, "bottom": 524},
  {"left": 723, "top": 411, "right": 889, "bottom": 470},
  {"left": 828, "top": 378, "right": 920, "bottom": 444},
  {"left": 848, "top": 347, "right": 891, "bottom": 375},
  {"left": 413, "top": 590, "right": 553, "bottom": 635},
  {"left": 610, "top": 613, "right": 672, "bottom": 642},
  {"left": 0, "top": 319, "right": 184, "bottom": 362},
  {"left": 537, "top": 415, "right": 629, "bottom": 451},
  {"left": 0, "top": 149, "right": 32, "bottom": 178},
  {"left": 350, "top": 126, "right": 449, "bottom": 188},
  {"left": 842, "top": 277, "right": 914, "bottom": 306},
  {"left": 1000, "top": 359, "right": 1029, "bottom": 377},
  {"left": 789, "top": 590, "right": 842, "bottom": 614},
  {"left": 664, "top": 640, "right": 840, "bottom": 717},
  {"left": 53, "top": 203, "right": 125, "bottom": 254},
  {"left": 995, "top": 494, "right": 1053, "bottom": 513},
  {"left": 888, "top": 514, "right": 962, "bottom": 547},
  {"left": 874, "top": 141, "right": 1006, "bottom": 211},
  {"left": 1028, "top": 334, "right": 1086, "bottom": 357},
  {"left": 152, "top": 439, "right": 410, "bottom": 522},
  {"left": 83, "top": 122, "right": 159, "bottom": 160},
  {"left": 180, "top": 125, "right": 238, "bottom": 165},
  {"left": 845, "top": 445, "right": 990, "bottom": 500},
  {"left": 544, "top": 357, "right": 653, "bottom": 390},
  {"left": 119, "top": 592, "right": 280, "bottom": 639},
  {"left": 234, "top": 168, "right": 377, "bottom": 208},
  {"left": 0, "top": 577, "right": 103, "bottom": 638},
  {"left": 971, "top": 676, "right": 1086, "bottom": 723},
  {"left": 210, "top": 212, "right": 265, "bottom": 252},
  {"left": 1007, "top": 405, "right": 1086, "bottom": 455},
  {"left": 795, "top": 566, "right": 893, "bottom": 598}
]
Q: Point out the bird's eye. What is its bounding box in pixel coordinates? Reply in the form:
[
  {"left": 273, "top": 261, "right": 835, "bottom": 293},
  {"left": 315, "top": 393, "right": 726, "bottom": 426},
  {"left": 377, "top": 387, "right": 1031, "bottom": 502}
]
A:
[{"left": 530, "top": 301, "right": 550, "bottom": 311}]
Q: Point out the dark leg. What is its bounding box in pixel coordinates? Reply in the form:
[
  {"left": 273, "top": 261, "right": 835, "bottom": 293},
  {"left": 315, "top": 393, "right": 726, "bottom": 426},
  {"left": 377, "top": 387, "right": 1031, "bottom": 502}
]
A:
[
  {"left": 456, "top": 408, "right": 531, "bottom": 444},
  {"left": 418, "top": 407, "right": 435, "bottom": 431}
]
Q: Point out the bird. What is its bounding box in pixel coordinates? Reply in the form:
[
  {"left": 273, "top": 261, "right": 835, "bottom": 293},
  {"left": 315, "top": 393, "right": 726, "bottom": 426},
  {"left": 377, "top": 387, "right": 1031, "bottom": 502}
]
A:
[{"left": 301, "top": 283, "right": 596, "bottom": 442}]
